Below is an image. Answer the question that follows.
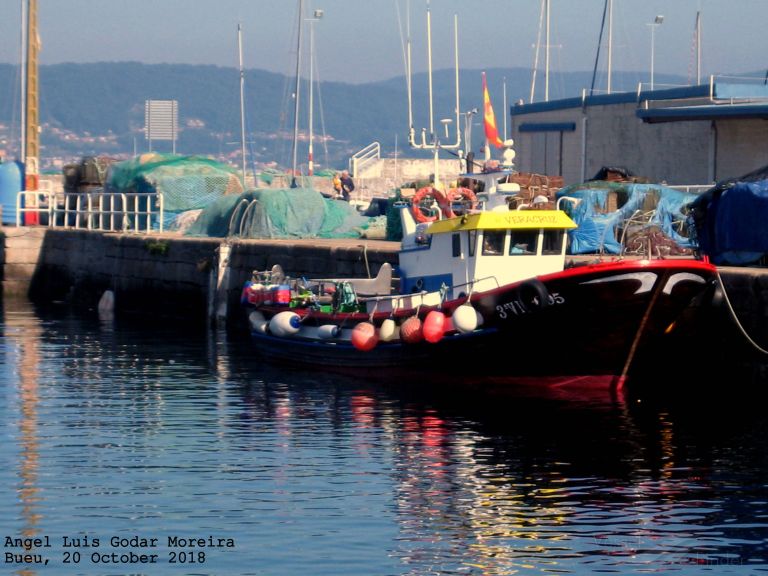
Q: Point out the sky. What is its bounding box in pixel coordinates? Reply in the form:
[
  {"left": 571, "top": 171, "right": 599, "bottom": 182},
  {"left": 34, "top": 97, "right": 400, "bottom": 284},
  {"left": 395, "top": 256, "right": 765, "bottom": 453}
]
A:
[{"left": 0, "top": 0, "right": 766, "bottom": 87}]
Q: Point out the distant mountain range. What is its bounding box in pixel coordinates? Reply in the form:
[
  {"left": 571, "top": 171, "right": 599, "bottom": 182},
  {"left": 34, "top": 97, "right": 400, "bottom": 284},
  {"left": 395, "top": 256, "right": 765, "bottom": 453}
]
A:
[{"left": 0, "top": 62, "right": 694, "bottom": 172}]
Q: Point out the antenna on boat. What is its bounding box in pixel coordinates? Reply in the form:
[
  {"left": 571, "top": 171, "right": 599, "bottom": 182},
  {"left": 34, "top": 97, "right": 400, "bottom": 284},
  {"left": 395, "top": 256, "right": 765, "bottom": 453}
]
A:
[{"left": 406, "top": 1, "right": 461, "bottom": 187}]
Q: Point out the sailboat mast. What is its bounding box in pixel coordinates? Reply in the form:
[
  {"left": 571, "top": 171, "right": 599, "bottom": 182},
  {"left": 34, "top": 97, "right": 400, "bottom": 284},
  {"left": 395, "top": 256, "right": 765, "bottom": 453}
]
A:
[
  {"left": 308, "top": 11, "right": 323, "bottom": 176},
  {"left": 291, "top": 0, "right": 304, "bottom": 187},
  {"left": 545, "top": 0, "right": 550, "bottom": 102},
  {"left": 238, "top": 24, "right": 247, "bottom": 183},
  {"left": 530, "top": 0, "right": 544, "bottom": 103},
  {"left": 406, "top": 0, "right": 415, "bottom": 146},
  {"left": 607, "top": 0, "right": 613, "bottom": 94},
  {"left": 696, "top": 11, "right": 702, "bottom": 85}
]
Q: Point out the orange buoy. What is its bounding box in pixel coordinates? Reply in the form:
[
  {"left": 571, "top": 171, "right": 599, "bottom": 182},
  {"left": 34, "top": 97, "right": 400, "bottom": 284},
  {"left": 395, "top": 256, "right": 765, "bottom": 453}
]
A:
[
  {"left": 400, "top": 316, "right": 423, "bottom": 344},
  {"left": 422, "top": 310, "right": 446, "bottom": 343},
  {"left": 351, "top": 322, "right": 379, "bottom": 352}
]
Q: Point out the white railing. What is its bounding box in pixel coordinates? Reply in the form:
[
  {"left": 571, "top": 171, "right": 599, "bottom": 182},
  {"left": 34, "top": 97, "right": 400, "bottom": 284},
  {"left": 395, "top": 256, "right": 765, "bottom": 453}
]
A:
[
  {"left": 349, "top": 142, "right": 380, "bottom": 178},
  {"left": 668, "top": 184, "right": 711, "bottom": 195},
  {"left": 15, "top": 190, "right": 164, "bottom": 233}
]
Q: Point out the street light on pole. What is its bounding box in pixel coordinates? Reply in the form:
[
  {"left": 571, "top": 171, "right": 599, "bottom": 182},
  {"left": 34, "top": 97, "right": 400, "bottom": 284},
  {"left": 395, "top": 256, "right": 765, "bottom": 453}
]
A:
[{"left": 648, "top": 15, "right": 664, "bottom": 90}]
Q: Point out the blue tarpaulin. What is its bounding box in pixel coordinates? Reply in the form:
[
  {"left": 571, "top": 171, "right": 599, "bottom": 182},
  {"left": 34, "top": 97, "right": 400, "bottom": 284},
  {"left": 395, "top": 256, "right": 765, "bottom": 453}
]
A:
[{"left": 689, "top": 179, "right": 768, "bottom": 265}]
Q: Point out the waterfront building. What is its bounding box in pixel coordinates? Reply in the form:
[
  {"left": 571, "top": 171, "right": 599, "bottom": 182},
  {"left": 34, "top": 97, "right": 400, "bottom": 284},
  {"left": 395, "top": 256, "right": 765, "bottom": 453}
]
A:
[{"left": 509, "top": 79, "right": 768, "bottom": 187}]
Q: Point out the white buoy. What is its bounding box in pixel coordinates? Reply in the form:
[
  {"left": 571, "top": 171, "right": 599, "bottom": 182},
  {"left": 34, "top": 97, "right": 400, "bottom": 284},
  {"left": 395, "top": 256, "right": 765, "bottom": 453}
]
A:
[
  {"left": 98, "top": 290, "right": 115, "bottom": 314},
  {"left": 452, "top": 304, "right": 478, "bottom": 334},
  {"left": 317, "top": 324, "right": 340, "bottom": 339},
  {"left": 379, "top": 318, "right": 398, "bottom": 342},
  {"left": 269, "top": 311, "right": 301, "bottom": 337},
  {"left": 249, "top": 310, "right": 268, "bottom": 333}
]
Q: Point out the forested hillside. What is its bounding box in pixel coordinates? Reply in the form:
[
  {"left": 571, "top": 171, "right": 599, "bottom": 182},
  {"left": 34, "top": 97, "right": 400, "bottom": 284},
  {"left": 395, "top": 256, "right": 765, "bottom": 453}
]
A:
[{"left": 0, "top": 62, "right": 684, "bottom": 171}]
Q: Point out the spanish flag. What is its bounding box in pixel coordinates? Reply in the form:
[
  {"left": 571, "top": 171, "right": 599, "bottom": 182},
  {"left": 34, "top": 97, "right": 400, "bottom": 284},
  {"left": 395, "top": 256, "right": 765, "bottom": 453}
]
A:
[{"left": 482, "top": 72, "right": 504, "bottom": 148}]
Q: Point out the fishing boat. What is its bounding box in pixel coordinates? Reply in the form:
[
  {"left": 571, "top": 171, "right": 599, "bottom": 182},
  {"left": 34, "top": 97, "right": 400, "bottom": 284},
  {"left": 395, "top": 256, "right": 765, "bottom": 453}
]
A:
[{"left": 242, "top": 195, "right": 718, "bottom": 392}]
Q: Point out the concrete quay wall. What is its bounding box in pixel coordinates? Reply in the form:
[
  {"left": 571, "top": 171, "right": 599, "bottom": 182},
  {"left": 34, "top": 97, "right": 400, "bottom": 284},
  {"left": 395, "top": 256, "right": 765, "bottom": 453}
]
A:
[{"left": 0, "top": 227, "right": 399, "bottom": 329}]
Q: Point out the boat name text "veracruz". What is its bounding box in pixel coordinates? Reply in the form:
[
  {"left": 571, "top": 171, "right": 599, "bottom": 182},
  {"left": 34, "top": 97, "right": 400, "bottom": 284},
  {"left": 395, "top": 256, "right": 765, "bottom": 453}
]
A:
[{"left": 501, "top": 213, "right": 561, "bottom": 225}]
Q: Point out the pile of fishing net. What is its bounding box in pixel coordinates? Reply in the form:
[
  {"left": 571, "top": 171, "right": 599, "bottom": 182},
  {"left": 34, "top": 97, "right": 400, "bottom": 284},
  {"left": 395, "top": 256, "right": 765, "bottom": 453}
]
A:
[
  {"left": 107, "top": 154, "right": 244, "bottom": 228},
  {"left": 184, "top": 187, "right": 368, "bottom": 239},
  {"left": 556, "top": 181, "right": 698, "bottom": 255}
]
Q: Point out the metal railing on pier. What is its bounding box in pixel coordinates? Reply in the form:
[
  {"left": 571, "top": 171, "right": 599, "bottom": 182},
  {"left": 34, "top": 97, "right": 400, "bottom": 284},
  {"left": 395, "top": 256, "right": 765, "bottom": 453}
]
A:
[
  {"left": 349, "top": 142, "right": 380, "bottom": 178},
  {"left": 15, "top": 190, "right": 164, "bottom": 234}
]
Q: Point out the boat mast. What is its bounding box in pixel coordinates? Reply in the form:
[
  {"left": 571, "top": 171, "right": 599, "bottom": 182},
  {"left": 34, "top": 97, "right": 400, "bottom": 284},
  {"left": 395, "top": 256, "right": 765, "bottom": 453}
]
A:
[
  {"left": 238, "top": 23, "right": 247, "bottom": 184},
  {"left": 607, "top": 0, "right": 613, "bottom": 94},
  {"left": 307, "top": 9, "right": 323, "bottom": 176},
  {"left": 406, "top": 2, "right": 460, "bottom": 188},
  {"left": 290, "top": 0, "right": 304, "bottom": 188},
  {"left": 406, "top": 0, "right": 414, "bottom": 148},
  {"left": 529, "top": 0, "right": 544, "bottom": 103},
  {"left": 25, "top": 0, "right": 39, "bottom": 192},
  {"left": 696, "top": 11, "right": 702, "bottom": 85},
  {"left": 545, "top": 0, "right": 550, "bottom": 102}
]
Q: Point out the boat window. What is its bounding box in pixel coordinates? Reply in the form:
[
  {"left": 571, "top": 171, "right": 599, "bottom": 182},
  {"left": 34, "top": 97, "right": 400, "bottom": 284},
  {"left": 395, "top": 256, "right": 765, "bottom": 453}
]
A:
[
  {"left": 415, "top": 223, "right": 432, "bottom": 247},
  {"left": 468, "top": 230, "right": 477, "bottom": 257},
  {"left": 452, "top": 233, "right": 461, "bottom": 257},
  {"left": 482, "top": 231, "right": 505, "bottom": 256},
  {"left": 542, "top": 230, "right": 565, "bottom": 255},
  {"left": 508, "top": 230, "right": 538, "bottom": 255}
]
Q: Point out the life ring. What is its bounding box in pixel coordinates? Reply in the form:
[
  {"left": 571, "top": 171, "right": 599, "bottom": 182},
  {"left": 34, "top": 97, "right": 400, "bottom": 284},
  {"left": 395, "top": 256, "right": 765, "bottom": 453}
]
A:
[
  {"left": 518, "top": 279, "right": 550, "bottom": 311},
  {"left": 447, "top": 187, "right": 478, "bottom": 214},
  {"left": 411, "top": 186, "right": 452, "bottom": 223}
]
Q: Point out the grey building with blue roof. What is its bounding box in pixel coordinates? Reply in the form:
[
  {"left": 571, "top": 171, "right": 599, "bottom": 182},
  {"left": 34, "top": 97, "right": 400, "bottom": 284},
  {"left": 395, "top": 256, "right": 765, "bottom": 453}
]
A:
[{"left": 509, "top": 79, "right": 768, "bottom": 186}]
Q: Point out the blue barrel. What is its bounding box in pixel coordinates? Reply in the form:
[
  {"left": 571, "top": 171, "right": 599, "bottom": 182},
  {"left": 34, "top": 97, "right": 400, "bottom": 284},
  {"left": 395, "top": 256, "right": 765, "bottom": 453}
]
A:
[{"left": 0, "top": 161, "right": 24, "bottom": 225}]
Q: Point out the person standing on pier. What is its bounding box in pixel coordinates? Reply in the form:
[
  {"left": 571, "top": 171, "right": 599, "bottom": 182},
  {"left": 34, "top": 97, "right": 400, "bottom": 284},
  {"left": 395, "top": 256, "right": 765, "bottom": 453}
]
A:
[{"left": 340, "top": 170, "right": 355, "bottom": 202}]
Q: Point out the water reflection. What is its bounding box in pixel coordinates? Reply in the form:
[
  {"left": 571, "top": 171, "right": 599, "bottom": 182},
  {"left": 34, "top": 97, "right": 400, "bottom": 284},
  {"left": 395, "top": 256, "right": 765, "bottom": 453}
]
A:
[
  {"left": 4, "top": 298, "right": 43, "bottom": 576},
  {"left": 0, "top": 301, "right": 766, "bottom": 575}
]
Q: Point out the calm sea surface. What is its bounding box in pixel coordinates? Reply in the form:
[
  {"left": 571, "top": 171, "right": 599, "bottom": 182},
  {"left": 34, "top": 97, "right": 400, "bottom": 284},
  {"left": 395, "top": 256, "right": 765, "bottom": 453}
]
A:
[{"left": 1, "top": 298, "right": 767, "bottom": 576}]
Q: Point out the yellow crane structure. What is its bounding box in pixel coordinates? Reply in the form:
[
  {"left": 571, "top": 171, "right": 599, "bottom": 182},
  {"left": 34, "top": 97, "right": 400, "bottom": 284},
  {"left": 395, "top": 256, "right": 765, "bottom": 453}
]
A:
[{"left": 22, "top": 0, "right": 39, "bottom": 223}]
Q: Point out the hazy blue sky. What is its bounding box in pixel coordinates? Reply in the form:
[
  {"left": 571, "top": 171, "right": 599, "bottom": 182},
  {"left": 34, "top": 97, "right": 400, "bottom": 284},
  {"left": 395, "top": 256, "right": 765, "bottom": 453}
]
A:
[{"left": 0, "top": 0, "right": 765, "bottom": 87}]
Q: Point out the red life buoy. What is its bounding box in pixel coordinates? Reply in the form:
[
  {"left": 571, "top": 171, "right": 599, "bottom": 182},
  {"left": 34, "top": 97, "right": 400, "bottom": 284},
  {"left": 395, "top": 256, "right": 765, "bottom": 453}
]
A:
[
  {"left": 447, "top": 187, "right": 478, "bottom": 214},
  {"left": 411, "top": 186, "right": 453, "bottom": 223}
]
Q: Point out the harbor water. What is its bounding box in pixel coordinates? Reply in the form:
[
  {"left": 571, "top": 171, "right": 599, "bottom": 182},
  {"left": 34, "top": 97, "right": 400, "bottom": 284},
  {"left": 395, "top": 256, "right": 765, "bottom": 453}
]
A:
[{"left": 1, "top": 298, "right": 767, "bottom": 575}]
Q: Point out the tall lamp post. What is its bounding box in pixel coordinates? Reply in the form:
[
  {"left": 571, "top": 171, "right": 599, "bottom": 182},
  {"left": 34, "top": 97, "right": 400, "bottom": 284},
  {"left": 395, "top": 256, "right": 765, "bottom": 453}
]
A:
[{"left": 648, "top": 15, "right": 664, "bottom": 90}]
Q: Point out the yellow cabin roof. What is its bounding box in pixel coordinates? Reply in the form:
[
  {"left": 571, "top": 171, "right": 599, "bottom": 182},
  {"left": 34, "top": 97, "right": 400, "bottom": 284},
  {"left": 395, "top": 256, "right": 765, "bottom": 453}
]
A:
[{"left": 426, "top": 210, "right": 577, "bottom": 234}]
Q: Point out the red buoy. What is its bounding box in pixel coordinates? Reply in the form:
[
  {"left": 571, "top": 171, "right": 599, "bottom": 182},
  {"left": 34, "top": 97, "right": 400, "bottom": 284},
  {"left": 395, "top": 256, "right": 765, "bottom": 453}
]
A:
[
  {"left": 400, "top": 316, "right": 423, "bottom": 344},
  {"left": 351, "top": 322, "right": 379, "bottom": 352},
  {"left": 422, "top": 310, "right": 446, "bottom": 343}
]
